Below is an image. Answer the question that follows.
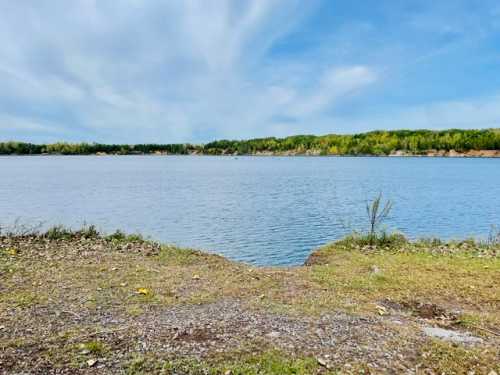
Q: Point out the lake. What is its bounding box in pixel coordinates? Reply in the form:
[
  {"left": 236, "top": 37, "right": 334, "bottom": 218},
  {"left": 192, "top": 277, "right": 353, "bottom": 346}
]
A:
[{"left": 0, "top": 155, "right": 499, "bottom": 265}]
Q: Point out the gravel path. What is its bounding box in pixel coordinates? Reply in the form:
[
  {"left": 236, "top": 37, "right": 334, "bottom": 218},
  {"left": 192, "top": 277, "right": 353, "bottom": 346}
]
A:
[{"left": 129, "top": 300, "right": 424, "bottom": 372}]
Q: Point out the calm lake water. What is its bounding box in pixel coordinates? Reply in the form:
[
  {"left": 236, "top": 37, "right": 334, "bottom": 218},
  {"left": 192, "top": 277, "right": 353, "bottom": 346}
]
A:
[{"left": 1, "top": 156, "right": 499, "bottom": 265}]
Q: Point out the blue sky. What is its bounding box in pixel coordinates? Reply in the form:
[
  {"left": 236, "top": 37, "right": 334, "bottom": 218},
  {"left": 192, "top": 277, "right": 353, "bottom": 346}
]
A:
[{"left": 1, "top": 0, "right": 500, "bottom": 143}]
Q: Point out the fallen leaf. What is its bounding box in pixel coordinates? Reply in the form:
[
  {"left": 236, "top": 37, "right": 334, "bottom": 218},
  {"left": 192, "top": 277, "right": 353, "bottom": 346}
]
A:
[
  {"left": 87, "top": 359, "right": 98, "bottom": 367},
  {"left": 136, "top": 288, "right": 150, "bottom": 295},
  {"left": 7, "top": 248, "right": 18, "bottom": 256},
  {"left": 192, "top": 274, "right": 200, "bottom": 280},
  {"left": 375, "top": 305, "right": 387, "bottom": 315}
]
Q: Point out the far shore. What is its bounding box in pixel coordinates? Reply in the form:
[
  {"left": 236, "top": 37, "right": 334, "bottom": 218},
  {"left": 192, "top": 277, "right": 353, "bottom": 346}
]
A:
[{"left": 1, "top": 149, "right": 499, "bottom": 158}]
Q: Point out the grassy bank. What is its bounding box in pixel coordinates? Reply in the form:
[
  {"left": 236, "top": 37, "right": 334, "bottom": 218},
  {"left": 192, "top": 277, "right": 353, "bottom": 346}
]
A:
[{"left": 1, "top": 227, "right": 499, "bottom": 374}]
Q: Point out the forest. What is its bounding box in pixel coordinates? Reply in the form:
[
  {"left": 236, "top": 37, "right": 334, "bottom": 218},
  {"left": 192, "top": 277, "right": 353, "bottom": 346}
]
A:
[{"left": 1, "top": 129, "right": 499, "bottom": 156}]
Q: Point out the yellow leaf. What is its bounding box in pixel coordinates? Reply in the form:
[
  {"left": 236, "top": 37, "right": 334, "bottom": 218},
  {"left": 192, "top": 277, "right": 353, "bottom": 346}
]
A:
[
  {"left": 375, "top": 305, "right": 387, "bottom": 315},
  {"left": 7, "top": 248, "right": 18, "bottom": 256},
  {"left": 136, "top": 288, "right": 150, "bottom": 295}
]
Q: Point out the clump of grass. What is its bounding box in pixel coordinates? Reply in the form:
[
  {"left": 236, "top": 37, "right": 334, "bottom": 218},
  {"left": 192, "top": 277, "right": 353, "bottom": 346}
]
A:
[
  {"left": 125, "top": 354, "right": 149, "bottom": 375},
  {"left": 0, "top": 223, "right": 150, "bottom": 245},
  {"left": 106, "top": 230, "right": 145, "bottom": 243},
  {"left": 78, "top": 340, "right": 106, "bottom": 355},
  {"left": 335, "top": 230, "right": 408, "bottom": 250},
  {"left": 44, "top": 225, "right": 75, "bottom": 240},
  {"left": 486, "top": 224, "right": 500, "bottom": 246},
  {"left": 77, "top": 224, "right": 100, "bottom": 239},
  {"left": 365, "top": 193, "right": 393, "bottom": 246},
  {"left": 331, "top": 193, "right": 404, "bottom": 250},
  {"left": 420, "top": 341, "right": 499, "bottom": 374}
]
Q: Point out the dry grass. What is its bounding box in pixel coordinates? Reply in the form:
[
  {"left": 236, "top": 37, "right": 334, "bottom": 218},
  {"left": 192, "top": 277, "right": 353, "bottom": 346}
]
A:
[
  {"left": 1, "top": 229, "right": 499, "bottom": 374},
  {"left": 300, "top": 247, "right": 499, "bottom": 324}
]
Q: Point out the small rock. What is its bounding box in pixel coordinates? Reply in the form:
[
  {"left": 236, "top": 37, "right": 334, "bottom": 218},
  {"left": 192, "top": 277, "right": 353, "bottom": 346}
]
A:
[
  {"left": 423, "top": 327, "right": 482, "bottom": 344},
  {"left": 370, "top": 265, "right": 381, "bottom": 274},
  {"left": 266, "top": 331, "right": 280, "bottom": 338},
  {"left": 87, "top": 359, "right": 98, "bottom": 367},
  {"left": 317, "top": 357, "right": 327, "bottom": 367}
]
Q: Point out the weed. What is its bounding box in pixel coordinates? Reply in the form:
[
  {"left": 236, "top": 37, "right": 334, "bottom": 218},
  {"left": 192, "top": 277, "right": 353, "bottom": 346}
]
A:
[
  {"left": 366, "top": 193, "right": 393, "bottom": 246},
  {"left": 106, "top": 230, "right": 144, "bottom": 243},
  {"left": 45, "top": 225, "right": 74, "bottom": 240},
  {"left": 79, "top": 340, "right": 106, "bottom": 355}
]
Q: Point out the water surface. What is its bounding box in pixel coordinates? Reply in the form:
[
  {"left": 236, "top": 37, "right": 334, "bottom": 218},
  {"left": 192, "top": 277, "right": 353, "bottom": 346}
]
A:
[{"left": 1, "top": 156, "right": 498, "bottom": 265}]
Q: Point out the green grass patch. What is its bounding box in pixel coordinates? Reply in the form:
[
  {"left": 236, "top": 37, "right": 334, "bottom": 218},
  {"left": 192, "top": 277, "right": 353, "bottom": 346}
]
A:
[
  {"left": 124, "top": 350, "right": 334, "bottom": 375},
  {"left": 420, "top": 341, "right": 499, "bottom": 374}
]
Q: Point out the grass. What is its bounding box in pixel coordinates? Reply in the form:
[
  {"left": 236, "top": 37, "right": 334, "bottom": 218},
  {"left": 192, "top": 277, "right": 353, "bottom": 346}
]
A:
[
  {"left": 301, "top": 234, "right": 500, "bottom": 327},
  {"left": 1, "top": 226, "right": 499, "bottom": 373},
  {"left": 420, "top": 340, "right": 500, "bottom": 374},
  {"left": 124, "top": 351, "right": 330, "bottom": 375}
]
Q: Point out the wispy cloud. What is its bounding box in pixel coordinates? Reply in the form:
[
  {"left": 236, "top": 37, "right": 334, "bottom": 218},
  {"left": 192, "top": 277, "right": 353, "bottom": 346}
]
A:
[{"left": 0, "top": 0, "right": 499, "bottom": 142}]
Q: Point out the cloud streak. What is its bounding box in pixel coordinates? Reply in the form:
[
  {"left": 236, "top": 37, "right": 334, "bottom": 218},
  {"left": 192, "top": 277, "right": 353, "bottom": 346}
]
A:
[{"left": 0, "top": 0, "right": 499, "bottom": 143}]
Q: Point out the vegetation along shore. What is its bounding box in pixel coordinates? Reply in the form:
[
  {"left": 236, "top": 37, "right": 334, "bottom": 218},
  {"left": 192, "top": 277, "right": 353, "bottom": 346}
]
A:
[
  {"left": 1, "top": 224, "right": 499, "bottom": 374},
  {"left": 1, "top": 128, "right": 499, "bottom": 157}
]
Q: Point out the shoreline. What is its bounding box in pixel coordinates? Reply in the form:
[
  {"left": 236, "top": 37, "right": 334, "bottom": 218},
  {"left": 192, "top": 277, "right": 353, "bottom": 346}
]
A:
[{"left": 1, "top": 149, "right": 499, "bottom": 158}]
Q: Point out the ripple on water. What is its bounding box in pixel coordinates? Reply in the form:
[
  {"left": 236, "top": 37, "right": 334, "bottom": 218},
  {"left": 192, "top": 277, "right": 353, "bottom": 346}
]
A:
[{"left": 0, "top": 156, "right": 499, "bottom": 265}]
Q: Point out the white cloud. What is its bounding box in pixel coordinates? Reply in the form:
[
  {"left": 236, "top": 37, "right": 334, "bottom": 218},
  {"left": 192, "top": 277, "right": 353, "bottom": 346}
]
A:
[
  {"left": 0, "top": 1, "right": 383, "bottom": 142},
  {"left": 289, "top": 66, "right": 378, "bottom": 117},
  {"left": 377, "top": 95, "right": 500, "bottom": 130},
  {"left": 0, "top": 1, "right": 498, "bottom": 143},
  {"left": 317, "top": 94, "right": 500, "bottom": 134}
]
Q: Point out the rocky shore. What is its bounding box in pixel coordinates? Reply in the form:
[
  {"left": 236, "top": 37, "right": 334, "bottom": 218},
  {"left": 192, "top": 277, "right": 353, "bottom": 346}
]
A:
[
  {"left": 389, "top": 149, "right": 500, "bottom": 158},
  {"left": 1, "top": 230, "right": 499, "bottom": 374}
]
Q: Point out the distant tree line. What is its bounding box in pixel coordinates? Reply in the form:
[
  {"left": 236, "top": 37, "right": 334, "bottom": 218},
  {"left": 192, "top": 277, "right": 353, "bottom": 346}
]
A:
[
  {"left": 204, "top": 129, "right": 500, "bottom": 155},
  {"left": 0, "top": 142, "right": 201, "bottom": 155},
  {"left": 1, "top": 129, "right": 499, "bottom": 156}
]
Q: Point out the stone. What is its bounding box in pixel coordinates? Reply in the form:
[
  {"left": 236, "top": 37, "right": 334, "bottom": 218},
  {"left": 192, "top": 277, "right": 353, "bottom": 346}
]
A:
[{"left": 422, "top": 327, "right": 482, "bottom": 344}]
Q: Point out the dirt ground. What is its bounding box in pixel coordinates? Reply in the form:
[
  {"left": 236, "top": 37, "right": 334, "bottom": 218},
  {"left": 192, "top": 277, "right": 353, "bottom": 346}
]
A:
[{"left": 1, "top": 231, "right": 499, "bottom": 374}]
